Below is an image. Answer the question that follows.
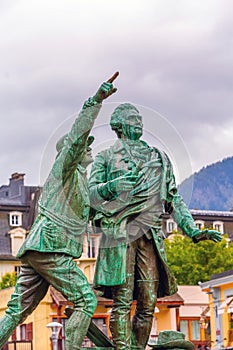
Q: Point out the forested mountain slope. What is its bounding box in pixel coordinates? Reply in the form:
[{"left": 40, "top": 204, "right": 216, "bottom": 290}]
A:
[{"left": 179, "top": 156, "right": 233, "bottom": 210}]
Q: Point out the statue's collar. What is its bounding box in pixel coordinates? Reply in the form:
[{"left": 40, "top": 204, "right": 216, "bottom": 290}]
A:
[{"left": 112, "top": 139, "right": 150, "bottom": 153}]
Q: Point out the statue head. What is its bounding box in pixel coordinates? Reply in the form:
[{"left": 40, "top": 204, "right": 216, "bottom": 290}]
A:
[
  {"left": 56, "top": 133, "right": 68, "bottom": 154},
  {"left": 110, "top": 103, "right": 143, "bottom": 141}
]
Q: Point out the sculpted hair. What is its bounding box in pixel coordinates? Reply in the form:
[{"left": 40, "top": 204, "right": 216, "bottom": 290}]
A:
[{"left": 110, "top": 103, "right": 139, "bottom": 137}]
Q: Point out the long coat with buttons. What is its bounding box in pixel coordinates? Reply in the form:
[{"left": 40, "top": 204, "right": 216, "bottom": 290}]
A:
[{"left": 89, "top": 139, "right": 197, "bottom": 298}]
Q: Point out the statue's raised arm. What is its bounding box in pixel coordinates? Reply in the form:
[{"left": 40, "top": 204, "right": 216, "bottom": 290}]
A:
[{"left": 0, "top": 72, "right": 119, "bottom": 350}]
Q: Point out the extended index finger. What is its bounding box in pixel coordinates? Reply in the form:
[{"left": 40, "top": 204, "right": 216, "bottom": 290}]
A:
[{"left": 107, "top": 71, "right": 119, "bottom": 83}]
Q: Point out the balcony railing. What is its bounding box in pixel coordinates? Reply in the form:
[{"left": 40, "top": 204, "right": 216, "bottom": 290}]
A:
[{"left": 2, "top": 340, "right": 33, "bottom": 350}]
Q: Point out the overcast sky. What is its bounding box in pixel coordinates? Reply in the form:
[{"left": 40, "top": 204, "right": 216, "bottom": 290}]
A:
[{"left": 1, "top": 0, "right": 233, "bottom": 187}]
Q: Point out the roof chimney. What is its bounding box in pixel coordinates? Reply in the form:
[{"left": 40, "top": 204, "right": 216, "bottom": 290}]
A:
[
  {"left": 9, "top": 173, "right": 25, "bottom": 199},
  {"left": 10, "top": 173, "right": 25, "bottom": 181}
]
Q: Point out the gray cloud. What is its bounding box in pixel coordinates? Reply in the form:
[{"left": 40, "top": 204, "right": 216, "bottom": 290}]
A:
[{"left": 0, "top": 0, "right": 233, "bottom": 186}]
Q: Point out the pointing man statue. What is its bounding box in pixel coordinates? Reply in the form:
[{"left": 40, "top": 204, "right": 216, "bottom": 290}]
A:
[{"left": 0, "top": 72, "right": 118, "bottom": 350}]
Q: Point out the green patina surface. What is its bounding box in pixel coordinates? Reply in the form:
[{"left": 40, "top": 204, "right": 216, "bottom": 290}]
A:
[
  {"left": 0, "top": 72, "right": 222, "bottom": 350},
  {"left": 0, "top": 73, "right": 119, "bottom": 350},
  {"left": 88, "top": 96, "right": 222, "bottom": 349}
]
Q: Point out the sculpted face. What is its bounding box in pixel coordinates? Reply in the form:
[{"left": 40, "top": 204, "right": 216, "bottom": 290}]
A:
[
  {"left": 80, "top": 135, "right": 94, "bottom": 168},
  {"left": 81, "top": 145, "right": 93, "bottom": 167},
  {"left": 121, "top": 113, "right": 143, "bottom": 141}
]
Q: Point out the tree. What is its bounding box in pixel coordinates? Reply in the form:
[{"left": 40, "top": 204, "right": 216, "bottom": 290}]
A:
[
  {"left": 164, "top": 233, "right": 233, "bottom": 285},
  {"left": 0, "top": 271, "right": 17, "bottom": 290}
]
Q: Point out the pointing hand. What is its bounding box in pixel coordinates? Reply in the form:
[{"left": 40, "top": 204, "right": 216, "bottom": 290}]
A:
[{"left": 94, "top": 72, "right": 119, "bottom": 102}]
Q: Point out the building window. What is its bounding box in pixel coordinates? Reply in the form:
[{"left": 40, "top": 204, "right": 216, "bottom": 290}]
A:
[
  {"left": 213, "top": 221, "right": 224, "bottom": 234},
  {"left": 9, "top": 211, "right": 22, "bottom": 227},
  {"left": 8, "top": 227, "right": 26, "bottom": 256},
  {"left": 12, "top": 215, "right": 19, "bottom": 225},
  {"left": 88, "top": 236, "right": 99, "bottom": 258},
  {"left": 11, "top": 323, "right": 33, "bottom": 341},
  {"left": 195, "top": 220, "right": 205, "bottom": 230},
  {"left": 166, "top": 219, "right": 177, "bottom": 233},
  {"left": 192, "top": 320, "right": 200, "bottom": 340},
  {"left": 81, "top": 233, "right": 100, "bottom": 259},
  {"left": 180, "top": 319, "right": 201, "bottom": 341},
  {"left": 180, "top": 320, "right": 189, "bottom": 339},
  {"left": 14, "top": 266, "right": 21, "bottom": 276},
  {"left": 20, "top": 324, "right": 26, "bottom": 340}
]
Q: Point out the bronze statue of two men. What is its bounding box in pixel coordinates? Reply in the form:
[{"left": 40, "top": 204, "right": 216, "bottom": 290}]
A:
[{"left": 0, "top": 72, "right": 221, "bottom": 350}]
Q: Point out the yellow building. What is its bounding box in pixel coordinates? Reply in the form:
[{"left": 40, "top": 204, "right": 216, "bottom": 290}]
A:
[
  {"left": 0, "top": 284, "right": 53, "bottom": 350},
  {"left": 200, "top": 270, "right": 233, "bottom": 349},
  {"left": 177, "top": 286, "right": 210, "bottom": 347}
]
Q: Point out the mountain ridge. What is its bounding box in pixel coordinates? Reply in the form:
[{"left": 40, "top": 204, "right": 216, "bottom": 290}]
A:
[{"left": 179, "top": 156, "right": 233, "bottom": 211}]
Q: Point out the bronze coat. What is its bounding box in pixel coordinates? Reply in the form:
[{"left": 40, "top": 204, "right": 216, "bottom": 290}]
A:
[{"left": 89, "top": 139, "right": 183, "bottom": 298}]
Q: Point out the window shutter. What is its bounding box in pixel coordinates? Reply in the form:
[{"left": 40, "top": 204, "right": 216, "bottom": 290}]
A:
[
  {"left": 26, "top": 322, "right": 33, "bottom": 340},
  {"left": 12, "top": 329, "right": 17, "bottom": 340}
]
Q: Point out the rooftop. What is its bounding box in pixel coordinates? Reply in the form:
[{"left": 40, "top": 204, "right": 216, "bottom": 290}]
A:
[
  {"left": 211, "top": 270, "right": 233, "bottom": 280},
  {"left": 190, "top": 209, "right": 233, "bottom": 217}
]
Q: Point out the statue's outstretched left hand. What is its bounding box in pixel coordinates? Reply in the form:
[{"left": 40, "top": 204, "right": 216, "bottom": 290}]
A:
[{"left": 192, "top": 229, "right": 222, "bottom": 243}]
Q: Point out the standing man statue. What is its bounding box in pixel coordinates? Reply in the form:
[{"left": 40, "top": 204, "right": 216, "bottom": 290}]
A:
[
  {"left": 0, "top": 72, "right": 118, "bottom": 350},
  {"left": 88, "top": 101, "right": 222, "bottom": 350}
]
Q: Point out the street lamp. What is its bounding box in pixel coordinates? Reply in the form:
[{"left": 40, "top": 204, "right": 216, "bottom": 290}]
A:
[
  {"left": 199, "top": 316, "right": 208, "bottom": 329},
  {"left": 46, "top": 321, "right": 63, "bottom": 350}
]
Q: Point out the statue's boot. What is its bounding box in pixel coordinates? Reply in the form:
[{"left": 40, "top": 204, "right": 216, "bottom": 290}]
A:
[
  {"left": 0, "top": 314, "right": 18, "bottom": 349},
  {"left": 131, "top": 315, "right": 153, "bottom": 349},
  {"left": 131, "top": 281, "right": 159, "bottom": 349},
  {"left": 65, "top": 310, "right": 91, "bottom": 350}
]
